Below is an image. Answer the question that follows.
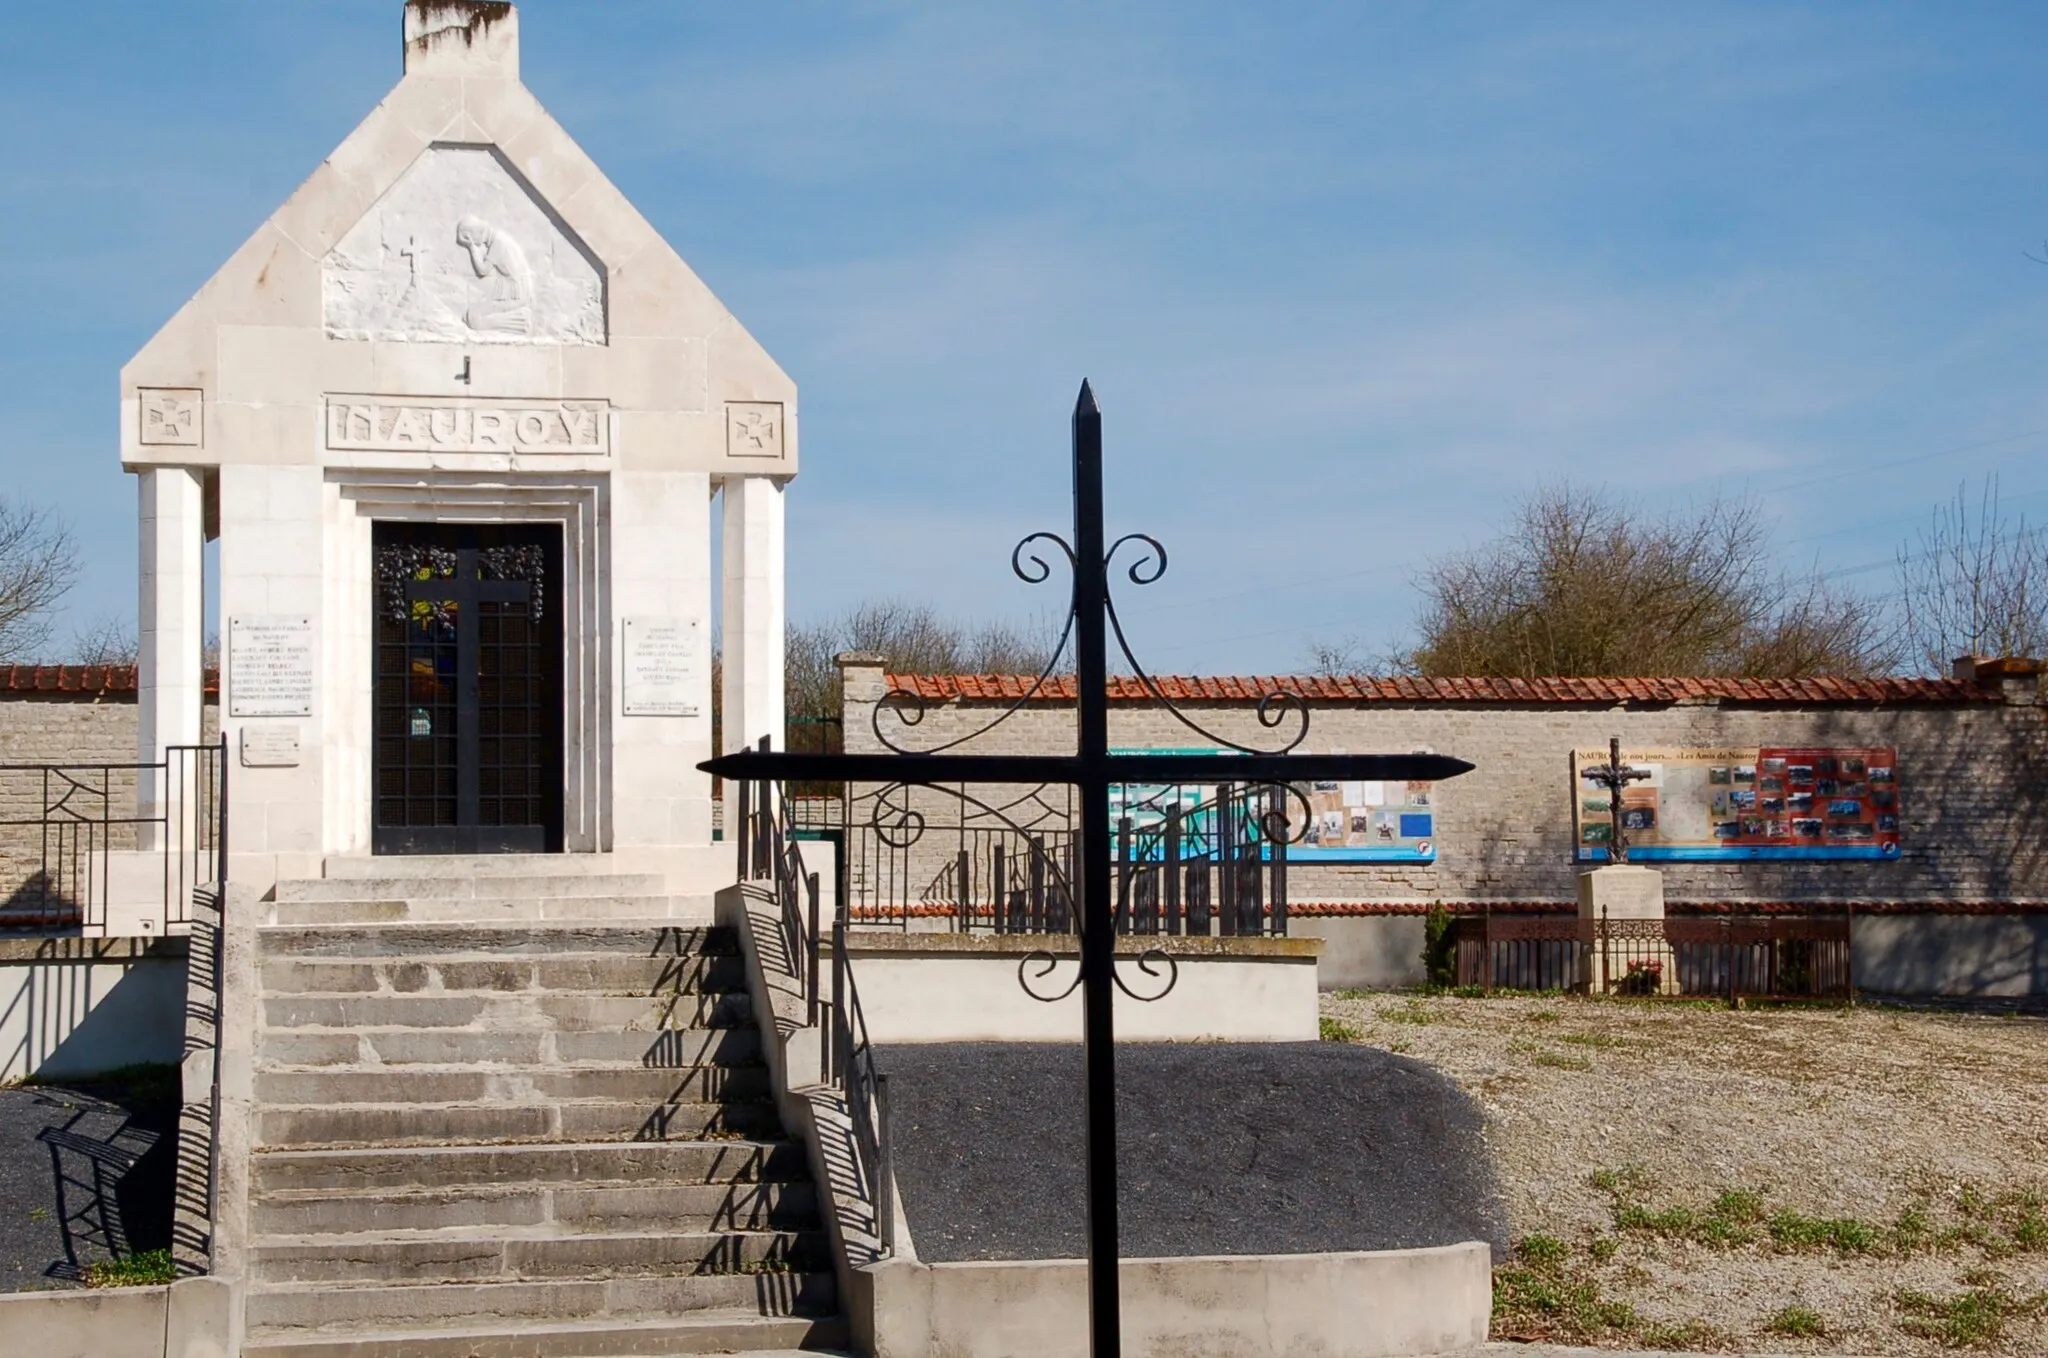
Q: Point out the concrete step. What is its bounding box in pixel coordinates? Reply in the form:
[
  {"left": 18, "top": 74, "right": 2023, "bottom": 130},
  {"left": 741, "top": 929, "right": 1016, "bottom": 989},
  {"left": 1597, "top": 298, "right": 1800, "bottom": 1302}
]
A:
[
  {"left": 254, "top": 1140, "right": 809, "bottom": 1197},
  {"left": 257, "top": 923, "right": 735, "bottom": 960},
  {"left": 277, "top": 874, "right": 672, "bottom": 903},
  {"left": 251, "top": 1227, "right": 832, "bottom": 1285},
  {"left": 259, "top": 990, "right": 751, "bottom": 1032},
  {"left": 243, "top": 1308, "right": 848, "bottom": 1358},
  {"left": 269, "top": 895, "right": 720, "bottom": 927},
  {"left": 252, "top": 1180, "right": 820, "bottom": 1238},
  {"left": 254, "top": 1064, "right": 771, "bottom": 1108},
  {"left": 244, "top": 1274, "right": 839, "bottom": 1338},
  {"left": 255, "top": 1097, "right": 783, "bottom": 1149},
  {"left": 322, "top": 854, "right": 669, "bottom": 880},
  {"left": 258, "top": 952, "right": 747, "bottom": 997},
  {"left": 257, "top": 1025, "right": 762, "bottom": 1070}
]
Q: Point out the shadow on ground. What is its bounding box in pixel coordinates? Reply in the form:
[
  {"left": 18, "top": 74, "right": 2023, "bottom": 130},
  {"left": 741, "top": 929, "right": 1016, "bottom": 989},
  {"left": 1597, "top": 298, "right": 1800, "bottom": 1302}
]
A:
[
  {"left": 0, "top": 1065, "right": 178, "bottom": 1291},
  {"left": 881, "top": 1042, "right": 1508, "bottom": 1264}
]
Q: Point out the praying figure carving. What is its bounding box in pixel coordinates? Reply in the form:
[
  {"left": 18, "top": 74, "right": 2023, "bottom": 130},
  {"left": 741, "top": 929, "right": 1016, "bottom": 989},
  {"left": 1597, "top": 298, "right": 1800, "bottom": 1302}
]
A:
[{"left": 455, "top": 215, "right": 535, "bottom": 337}]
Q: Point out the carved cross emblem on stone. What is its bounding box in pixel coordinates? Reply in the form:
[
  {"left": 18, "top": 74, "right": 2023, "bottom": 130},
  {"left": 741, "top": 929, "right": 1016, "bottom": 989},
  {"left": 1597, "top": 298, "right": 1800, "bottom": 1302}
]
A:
[
  {"left": 138, "top": 389, "right": 203, "bottom": 447},
  {"left": 726, "top": 402, "right": 784, "bottom": 458}
]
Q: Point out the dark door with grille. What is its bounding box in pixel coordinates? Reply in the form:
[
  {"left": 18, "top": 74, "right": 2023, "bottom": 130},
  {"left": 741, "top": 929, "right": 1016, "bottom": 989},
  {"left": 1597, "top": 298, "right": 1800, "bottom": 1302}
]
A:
[{"left": 373, "top": 523, "right": 564, "bottom": 854}]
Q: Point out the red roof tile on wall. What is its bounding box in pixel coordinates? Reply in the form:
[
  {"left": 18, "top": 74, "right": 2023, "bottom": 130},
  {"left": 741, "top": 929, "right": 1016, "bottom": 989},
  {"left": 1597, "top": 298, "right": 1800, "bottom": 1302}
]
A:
[
  {"left": 0, "top": 666, "right": 221, "bottom": 696},
  {"left": 883, "top": 674, "right": 1994, "bottom": 705}
]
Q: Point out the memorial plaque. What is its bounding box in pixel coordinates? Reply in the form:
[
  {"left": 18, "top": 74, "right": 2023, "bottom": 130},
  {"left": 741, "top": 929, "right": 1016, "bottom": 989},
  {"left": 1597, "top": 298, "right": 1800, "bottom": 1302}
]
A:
[
  {"left": 240, "top": 724, "right": 303, "bottom": 768},
  {"left": 623, "top": 617, "right": 700, "bottom": 716},
  {"left": 230, "top": 616, "right": 315, "bottom": 718}
]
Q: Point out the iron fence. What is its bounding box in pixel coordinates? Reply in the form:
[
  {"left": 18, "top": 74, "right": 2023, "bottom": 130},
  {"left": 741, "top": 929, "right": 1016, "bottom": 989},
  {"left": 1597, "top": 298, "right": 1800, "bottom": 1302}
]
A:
[
  {"left": 0, "top": 743, "right": 228, "bottom": 934},
  {"left": 847, "top": 779, "right": 1290, "bottom": 936},
  {"left": 1454, "top": 911, "right": 1854, "bottom": 1000}
]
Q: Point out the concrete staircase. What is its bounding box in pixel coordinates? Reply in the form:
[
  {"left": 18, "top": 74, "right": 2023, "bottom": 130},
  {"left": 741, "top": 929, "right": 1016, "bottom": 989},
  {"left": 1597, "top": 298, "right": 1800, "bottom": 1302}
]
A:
[{"left": 240, "top": 859, "right": 846, "bottom": 1357}]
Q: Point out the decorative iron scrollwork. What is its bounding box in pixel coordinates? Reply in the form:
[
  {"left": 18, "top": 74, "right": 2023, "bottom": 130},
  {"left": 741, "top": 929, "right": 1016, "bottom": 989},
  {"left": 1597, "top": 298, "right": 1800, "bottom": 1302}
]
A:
[
  {"left": 869, "top": 531, "right": 1078, "bottom": 756},
  {"left": 479, "top": 544, "right": 548, "bottom": 621},
  {"left": 376, "top": 544, "right": 458, "bottom": 628}
]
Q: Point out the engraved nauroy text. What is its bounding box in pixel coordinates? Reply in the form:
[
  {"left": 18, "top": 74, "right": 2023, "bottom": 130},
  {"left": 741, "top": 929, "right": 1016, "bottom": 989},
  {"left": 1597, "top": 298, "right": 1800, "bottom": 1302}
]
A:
[{"left": 326, "top": 397, "right": 610, "bottom": 455}]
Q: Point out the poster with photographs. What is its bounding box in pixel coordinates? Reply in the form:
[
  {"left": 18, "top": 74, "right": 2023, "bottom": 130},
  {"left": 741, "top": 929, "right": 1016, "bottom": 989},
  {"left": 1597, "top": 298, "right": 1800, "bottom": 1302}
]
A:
[
  {"left": 1571, "top": 746, "right": 1901, "bottom": 862},
  {"left": 1108, "top": 747, "right": 1439, "bottom": 862}
]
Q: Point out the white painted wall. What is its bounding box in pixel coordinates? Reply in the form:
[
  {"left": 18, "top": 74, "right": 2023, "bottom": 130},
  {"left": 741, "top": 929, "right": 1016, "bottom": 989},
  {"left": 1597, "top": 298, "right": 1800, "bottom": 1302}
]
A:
[{"left": 845, "top": 936, "right": 1321, "bottom": 1043}]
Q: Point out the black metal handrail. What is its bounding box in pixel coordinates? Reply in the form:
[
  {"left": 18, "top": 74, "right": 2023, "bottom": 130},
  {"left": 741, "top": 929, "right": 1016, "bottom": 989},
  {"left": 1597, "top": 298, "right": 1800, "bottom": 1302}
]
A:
[
  {"left": 0, "top": 742, "right": 227, "bottom": 934},
  {"left": 734, "top": 749, "right": 893, "bottom": 1255},
  {"left": 733, "top": 738, "right": 821, "bottom": 1026},
  {"left": 829, "top": 915, "right": 893, "bottom": 1256}
]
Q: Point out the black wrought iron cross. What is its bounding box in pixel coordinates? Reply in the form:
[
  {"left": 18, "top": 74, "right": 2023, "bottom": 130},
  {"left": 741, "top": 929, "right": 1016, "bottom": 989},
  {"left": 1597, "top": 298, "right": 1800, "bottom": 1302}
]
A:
[
  {"left": 702, "top": 382, "right": 1473, "bottom": 1358},
  {"left": 1581, "top": 735, "right": 1652, "bottom": 864}
]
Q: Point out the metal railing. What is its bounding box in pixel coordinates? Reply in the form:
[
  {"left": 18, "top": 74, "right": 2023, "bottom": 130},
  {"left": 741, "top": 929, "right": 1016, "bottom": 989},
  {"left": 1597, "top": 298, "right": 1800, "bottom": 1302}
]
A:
[
  {"left": 851, "top": 780, "right": 1290, "bottom": 936},
  {"left": 732, "top": 748, "right": 894, "bottom": 1256},
  {"left": 0, "top": 742, "right": 227, "bottom": 934},
  {"left": 1455, "top": 910, "right": 1854, "bottom": 1001},
  {"left": 827, "top": 917, "right": 893, "bottom": 1255}
]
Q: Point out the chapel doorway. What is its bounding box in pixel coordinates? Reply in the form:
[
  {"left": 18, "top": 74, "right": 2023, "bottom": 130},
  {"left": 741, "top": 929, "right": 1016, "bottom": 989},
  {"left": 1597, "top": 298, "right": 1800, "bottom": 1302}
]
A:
[{"left": 371, "top": 522, "right": 565, "bottom": 854}]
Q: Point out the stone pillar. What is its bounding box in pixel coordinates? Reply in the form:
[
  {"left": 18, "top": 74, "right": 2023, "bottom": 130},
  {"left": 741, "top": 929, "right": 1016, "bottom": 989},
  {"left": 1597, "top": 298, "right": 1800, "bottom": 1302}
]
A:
[
  {"left": 720, "top": 476, "right": 785, "bottom": 756},
  {"left": 1576, "top": 865, "right": 1673, "bottom": 994},
  {"left": 138, "top": 467, "right": 206, "bottom": 843}
]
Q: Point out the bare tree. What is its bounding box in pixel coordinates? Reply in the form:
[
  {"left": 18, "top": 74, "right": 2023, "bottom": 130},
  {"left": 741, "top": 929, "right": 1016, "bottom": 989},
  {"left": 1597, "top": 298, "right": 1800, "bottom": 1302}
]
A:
[
  {"left": 1386, "top": 484, "right": 1890, "bottom": 679},
  {"left": 1897, "top": 477, "right": 2048, "bottom": 673},
  {"left": 71, "top": 614, "right": 139, "bottom": 666},
  {"left": 0, "top": 500, "right": 77, "bottom": 662},
  {"left": 786, "top": 600, "right": 1065, "bottom": 722}
]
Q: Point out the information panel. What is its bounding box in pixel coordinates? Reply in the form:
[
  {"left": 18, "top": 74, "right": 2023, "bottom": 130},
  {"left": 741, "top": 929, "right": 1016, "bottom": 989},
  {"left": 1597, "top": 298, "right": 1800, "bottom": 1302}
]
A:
[
  {"left": 228, "top": 615, "right": 314, "bottom": 718},
  {"left": 1110, "top": 747, "right": 1438, "bottom": 863},
  {"left": 1572, "top": 746, "right": 1901, "bottom": 862},
  {"left": 622, "top": 616, "right": 701, "bottom": 716}
]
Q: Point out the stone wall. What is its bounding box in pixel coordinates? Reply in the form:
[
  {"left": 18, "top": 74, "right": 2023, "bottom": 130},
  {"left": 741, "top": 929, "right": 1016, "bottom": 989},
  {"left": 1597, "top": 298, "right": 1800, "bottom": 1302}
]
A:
[{"left": 840, "top": 661, "right": 2048, "bottom": 909}]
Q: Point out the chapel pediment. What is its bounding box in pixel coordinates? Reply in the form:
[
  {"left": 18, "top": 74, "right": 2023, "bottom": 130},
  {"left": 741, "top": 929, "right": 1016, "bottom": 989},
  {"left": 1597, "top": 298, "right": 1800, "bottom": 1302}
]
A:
[{"left": 322, "top": 143, "right": 607, "bottom": 346}]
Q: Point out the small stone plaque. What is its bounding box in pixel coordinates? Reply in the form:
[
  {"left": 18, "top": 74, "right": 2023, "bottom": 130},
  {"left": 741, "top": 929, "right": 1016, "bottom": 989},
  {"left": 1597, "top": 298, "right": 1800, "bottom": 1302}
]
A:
[
  {"left": 229, "top": 616, "right": 315, "bottom": 718},
  {"left": 1576, "top": 865, "right": 1666, "bottom": 920},
  {"left": 240, "top": 724, "right": 302, "bottom": 768},
  {"left": 623, "top": 617, "right": 701, "bottom": 716},
  {"left": 139, "top": 389, "right": 203, "bottom": 447},
  {"left": 726, "top": 402, "right": 785, "bottom": 459}
]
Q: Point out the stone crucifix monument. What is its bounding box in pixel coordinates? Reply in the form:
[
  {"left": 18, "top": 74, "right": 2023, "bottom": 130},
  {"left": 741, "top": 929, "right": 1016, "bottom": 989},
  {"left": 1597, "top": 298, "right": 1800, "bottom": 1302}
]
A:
[
  {"left": 1576, "top": 737, "right": 1673, "bottom": 993},
  {"left": 121, "top": 2, "right": 790, "bottom": 890}
]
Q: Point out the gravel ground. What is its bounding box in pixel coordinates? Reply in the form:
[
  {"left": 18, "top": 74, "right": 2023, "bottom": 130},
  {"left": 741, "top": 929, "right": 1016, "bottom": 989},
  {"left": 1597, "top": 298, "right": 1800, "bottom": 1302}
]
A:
[
  {"left": 0, "top": 1076, "right": 176, "bottom": 1292},
  {"left": 880, "top": 1041, "right": 1508, "bottom": 1263},
  {"left": 1320, "top": 992, "right": 2048, "bottom": 1356}
]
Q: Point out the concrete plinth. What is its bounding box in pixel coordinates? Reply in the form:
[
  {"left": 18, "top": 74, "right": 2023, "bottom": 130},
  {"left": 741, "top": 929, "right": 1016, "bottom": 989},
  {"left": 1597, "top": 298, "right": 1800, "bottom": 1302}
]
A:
[{"left": 1576, "top": 865, "right": 1675, "bottom": 994}]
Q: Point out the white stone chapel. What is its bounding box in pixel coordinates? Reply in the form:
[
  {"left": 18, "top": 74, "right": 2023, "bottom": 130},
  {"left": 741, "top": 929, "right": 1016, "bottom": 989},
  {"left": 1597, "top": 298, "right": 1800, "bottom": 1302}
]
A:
[{"left": 121, "top": 3, "right": 788, "bottom": 892}]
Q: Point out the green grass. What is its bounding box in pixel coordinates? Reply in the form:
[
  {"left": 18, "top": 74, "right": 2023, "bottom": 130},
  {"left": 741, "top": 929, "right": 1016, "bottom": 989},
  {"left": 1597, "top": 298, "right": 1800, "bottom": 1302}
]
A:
[
  {"left": 1318, "top": 1016, "right": 1362, "bottom": 1043},
  {"left": 1897, "top": 1279, "right": 2048, "bottom": 1347},
  {"left": 1559, "top": 1031, "right": 1624, "bottom": 1048},
  {"left": 1768, "top": 1209, "right": 1881, "bottom": 1253},
  {"left": 82, "top": 1251, "right": 176, "bottom": 1289},
  {"left": 1531, "top": 1051, "right": 1592, "bottom": 1071},
  {"left": 1377, "top": 1001, "right": 1438, "bottom": 1025},
  {"left": 1527, "top": 1008, "right": 1561, "bottom": 1023},
  {"left": 1492, "top": 1236, "right": 1639, "bottom": 1342},
  {"left": 1766, "top": 1304, "right": 1829, "bottom": 1339}
]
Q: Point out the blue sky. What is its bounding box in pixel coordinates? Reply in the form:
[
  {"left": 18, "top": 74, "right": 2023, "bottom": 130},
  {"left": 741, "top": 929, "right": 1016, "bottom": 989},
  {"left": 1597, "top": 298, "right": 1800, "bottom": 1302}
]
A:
[{"left": 5, "top": 1, "right": 2047, "bottom": 672}]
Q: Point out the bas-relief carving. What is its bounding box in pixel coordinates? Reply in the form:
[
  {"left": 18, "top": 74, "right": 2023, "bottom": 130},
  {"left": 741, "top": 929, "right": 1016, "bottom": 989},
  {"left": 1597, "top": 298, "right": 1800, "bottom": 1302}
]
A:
[
  {"left": 324, "top": 144, "right": 606, "bottom": 346},
  {"left": 726, "top": 402, "right": 785, "bottom": 459},
  {"left": 138, "top": 389, "right": 203, "bottom": 447}
]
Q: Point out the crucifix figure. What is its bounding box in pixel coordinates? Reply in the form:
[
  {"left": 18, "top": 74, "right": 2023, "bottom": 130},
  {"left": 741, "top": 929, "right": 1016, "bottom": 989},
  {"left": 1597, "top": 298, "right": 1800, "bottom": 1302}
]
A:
[
  {"left": 1582, "top": 735, "right": 1651, "bottom": 863},
  {"left": 703, "top": 382, "right": 1473, "bottom": 1358}
]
